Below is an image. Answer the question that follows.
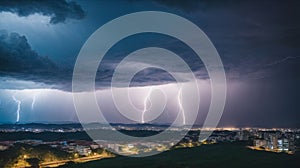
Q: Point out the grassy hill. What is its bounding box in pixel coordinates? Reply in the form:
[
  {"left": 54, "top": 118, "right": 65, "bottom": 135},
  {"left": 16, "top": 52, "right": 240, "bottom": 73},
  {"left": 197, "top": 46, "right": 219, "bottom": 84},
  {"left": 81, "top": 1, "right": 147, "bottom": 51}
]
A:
[
  {"left": 59, "top": 142, "right": 300, "bottom": 168},
  {"left": 0, "top": 143, "right": 71, "bottom": 168}
]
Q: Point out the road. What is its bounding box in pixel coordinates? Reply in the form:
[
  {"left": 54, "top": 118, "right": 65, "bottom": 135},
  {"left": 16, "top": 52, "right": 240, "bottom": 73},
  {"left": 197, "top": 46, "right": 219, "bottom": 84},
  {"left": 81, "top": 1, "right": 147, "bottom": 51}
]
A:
[{"left": 39, "top": 154, "right": 114, "bottom": 168}]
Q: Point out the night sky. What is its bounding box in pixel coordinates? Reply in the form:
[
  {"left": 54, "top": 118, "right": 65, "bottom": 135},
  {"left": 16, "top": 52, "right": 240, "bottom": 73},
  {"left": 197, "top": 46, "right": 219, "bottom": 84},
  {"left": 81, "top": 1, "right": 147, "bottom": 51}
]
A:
[{"left": 0, "top": 0, "right": 299, "bottom": 127}]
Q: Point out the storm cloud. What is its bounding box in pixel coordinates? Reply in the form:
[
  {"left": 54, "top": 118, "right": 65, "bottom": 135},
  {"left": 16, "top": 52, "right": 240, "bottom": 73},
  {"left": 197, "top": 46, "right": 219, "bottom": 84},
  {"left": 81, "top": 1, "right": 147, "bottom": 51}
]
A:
[
  {"left": 0, "top": 0, "right": 85, "bottom": 24},
  {"left": 0, "top": 30, "right": 210, "bottom": 91},
  {"left": 0, "top": 30, "right": 57, "bottom": 72},
  {"left": 156, "top": 0, "right": 300, "bottom": 80},
  {"left": 0, "top": 30, "right": 65, "bottom": 89},
  {"left": 1, "top": 0, "right": 300, "bottom": 92},
  {"left": 0, "top": 0, "right": 299, "bottom": 127}
]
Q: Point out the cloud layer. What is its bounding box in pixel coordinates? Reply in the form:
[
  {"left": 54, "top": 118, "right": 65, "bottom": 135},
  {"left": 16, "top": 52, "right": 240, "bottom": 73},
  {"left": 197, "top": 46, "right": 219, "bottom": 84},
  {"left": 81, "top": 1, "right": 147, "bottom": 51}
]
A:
[
  {"left": 0, "top": 30, "right": 57, "bottom": 73},
  {"left": 0, "top": 0, "right": 85, "bottom": 24},
  {"left": 0, "top": 0, "right": 299, "bottom": 92},
  {"left": 0, "top": 30, "right": 66, "bottom": 90}
]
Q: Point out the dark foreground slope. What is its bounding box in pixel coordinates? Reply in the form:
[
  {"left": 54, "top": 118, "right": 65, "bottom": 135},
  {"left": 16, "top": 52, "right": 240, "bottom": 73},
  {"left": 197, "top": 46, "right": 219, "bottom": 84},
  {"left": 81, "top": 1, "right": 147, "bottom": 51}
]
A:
[{"left": 59, "top": 142, "right": 300, "bottom": 168}]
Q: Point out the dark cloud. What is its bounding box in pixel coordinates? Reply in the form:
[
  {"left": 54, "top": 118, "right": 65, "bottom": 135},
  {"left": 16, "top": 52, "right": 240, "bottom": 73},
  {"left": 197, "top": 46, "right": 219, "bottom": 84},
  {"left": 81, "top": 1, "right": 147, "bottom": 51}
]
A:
[
  {"left": 0, "top": 30, "right": 193, "bottom": 91},
  {"left": 156, "top": 0, "right": 300, "bottom": 81},
  {"left": 0, "top": 30, "right": 67, "bottom": 89},
  {"left": 0, "top": 30, "right": 57, "bottom": 73},
  {"left": 154, "top": 0, "right": 239, "bottom": 12},
  {"left": 0, "top": 0, "right": 299, "bottom": 92},
  {"left": 0, "top": 30, "right": 187, "bottom": 91},
  {"left": 0, "top": 0, "right": 85, "bottom": 24},
  {"left": 154, "top": 0, "right": 200, "bottom": 12}
]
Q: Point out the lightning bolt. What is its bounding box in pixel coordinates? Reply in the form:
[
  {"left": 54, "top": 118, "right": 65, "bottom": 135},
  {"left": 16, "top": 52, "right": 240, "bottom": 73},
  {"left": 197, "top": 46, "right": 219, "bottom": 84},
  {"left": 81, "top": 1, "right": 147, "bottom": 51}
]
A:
[
  {"left": 142, "top": 87, "right": 153, "bottom": 123},
  {"left": 31, "top": 95, "right": 36, "bottom": 111},
  {"left": 12, "top": 94, "right": 21, "bottom": 123},
  {"left": 178, "top": 88, "right": 186, "bottom": 125}
]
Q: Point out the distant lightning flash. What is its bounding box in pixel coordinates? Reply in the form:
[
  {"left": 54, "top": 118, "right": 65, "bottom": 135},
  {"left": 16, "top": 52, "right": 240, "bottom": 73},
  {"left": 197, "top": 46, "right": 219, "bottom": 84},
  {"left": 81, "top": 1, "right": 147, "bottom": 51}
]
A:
[
  {"left": 10, "top": 91, "right": 39, "bottom": 123},
  {"left": 142, "top": 87, "right": 153, "bottom": 123},
  {"left": 31, "top": 95, "right": 36, "bottom": 110},
  {"left": 178, "top": 88, "right": 186, "bottom": 125},
  {"left": 12, "top": 94, "right": 21, "bottom": 123}
]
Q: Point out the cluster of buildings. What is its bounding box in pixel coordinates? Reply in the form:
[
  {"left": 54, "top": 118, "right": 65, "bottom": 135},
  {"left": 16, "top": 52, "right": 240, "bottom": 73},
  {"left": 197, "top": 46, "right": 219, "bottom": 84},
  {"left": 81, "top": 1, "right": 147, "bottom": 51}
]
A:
[
  {"left": 0, "top": 126, "right": 299, "bottom": 156},
  {"left": 252, "top": 131, "right": 296, "bottom": 154},
  {"left": 202, "top": 129, "right": 252, "bottom": 143},
  {"left": 199, "top": 128, "right": 298, "bottom": 154},
  {"left": 97, "top": 140, "right": 173, "bottom": 155},
  {"left": 0, "top": 138, "right": 173, "bottom": 156},
  {"left": 46, "top": 140, "right": 96, "bottom": 156},
  {"left": 0, "top": 141, "right": 14, "bottom": 151},
  {"left": 0, "top": 139, "right": 103, "bottom": 156},
  {"left": 0, "top": 125, "right": 84, "bottom": 133}
]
